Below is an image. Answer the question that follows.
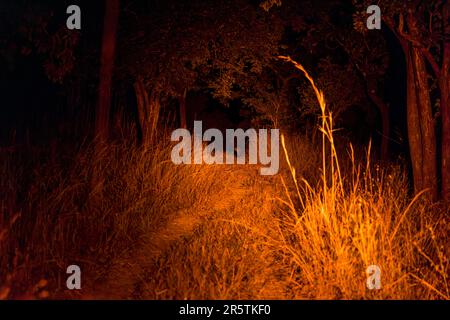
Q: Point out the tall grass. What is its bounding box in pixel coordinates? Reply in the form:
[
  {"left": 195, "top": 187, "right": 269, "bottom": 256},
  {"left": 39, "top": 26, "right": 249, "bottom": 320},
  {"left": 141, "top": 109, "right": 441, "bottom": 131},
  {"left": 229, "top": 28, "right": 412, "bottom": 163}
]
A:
[
  {"left": 138, "top": 57, "right": 448, "bottom": 299},
  {"left": 275, "top": 56, "right": 449, "bottom": 299},
  {"left": 0, "top": 138, "right": 228, "bottom": 298},
  {"left": 0, "top": 58, "right": 448, "bottom": 299}
]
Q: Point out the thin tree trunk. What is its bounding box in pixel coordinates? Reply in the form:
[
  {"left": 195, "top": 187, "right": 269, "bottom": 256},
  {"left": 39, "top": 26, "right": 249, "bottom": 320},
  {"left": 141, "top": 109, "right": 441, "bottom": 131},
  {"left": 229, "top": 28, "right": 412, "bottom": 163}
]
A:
[
  {"left": 134, "top": 77, "right": 149, "bottom": 144},
  {"left": 380, "top": 104, "right": 390, "bottom": 162},
  {"left": 405, "top": 44, "right": 424, "bottom": 195},
  {"left": 91, "top": 0, "right": 119, "bottom": 195},
  {"left": 147, "top": 93, "right": 161, "bottom": 145},
  {"left": 367, "top": 80, "right": 390, "bottom": 162},
  {"left": 179, "top": 89, "right": 187, "bottom": 129},
  {"left": 134, "top": 77, "right": 160, "bottom": 146},
  {"left": 95, "top": 0, "right": 119, "bottom": 143}
]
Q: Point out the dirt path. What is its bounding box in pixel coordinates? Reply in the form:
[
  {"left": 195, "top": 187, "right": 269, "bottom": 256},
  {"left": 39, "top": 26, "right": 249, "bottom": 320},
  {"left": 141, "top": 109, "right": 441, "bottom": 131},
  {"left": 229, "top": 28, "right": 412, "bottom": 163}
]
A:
[{"left": 90, "top": 166, "right": 267, "bottom": 299}]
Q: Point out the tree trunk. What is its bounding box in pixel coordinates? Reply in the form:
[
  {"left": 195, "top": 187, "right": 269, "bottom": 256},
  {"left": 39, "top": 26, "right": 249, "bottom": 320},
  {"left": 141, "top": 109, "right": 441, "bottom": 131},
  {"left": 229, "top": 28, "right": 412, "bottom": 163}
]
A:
[
  {"left": 179, "top": 89, "right": 187, "bottom": 129},
  {"left": 380, "top": 103, "right": 390, "bottom": 162},
  {"left": 366, "top": 80, "right": 390, "bottom": 162},
  {"left": 440, "top": 5, "right": 450, "bottom": 201},
  {"left": 386, "top": 10, "right": 442, "bottom": 201},
  {"left": 405, "top": 44, "right": 424, "bottom": 195},
  {"left": 411, "top": 46, "right": 438, "bottom": 201},
  {"left": 134, "top": 77, "right": 161, "bottom": 146},
  {"left": 134, "top": 77, "right": 149, "bottom": 144},
  {"left": 441, "top": 68, "right": 450, "bottom": 201},
  {"left": 91, "top": 0, "right": 119, "bottom": 195},
  {"left": 406, "top": 10, "right": 438, "bottom": 201},
  {"left": 94, "top": 0, "right": 119, "bottom": 143}
]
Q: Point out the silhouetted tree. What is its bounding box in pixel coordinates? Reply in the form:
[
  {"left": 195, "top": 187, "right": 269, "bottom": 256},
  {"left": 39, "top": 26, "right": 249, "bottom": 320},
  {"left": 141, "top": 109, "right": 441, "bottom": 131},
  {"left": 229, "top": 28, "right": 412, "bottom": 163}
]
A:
[
  {"left": 354, "top": 0, "right": 448, "bottom": 201},
  {"left": 118, "top": 0, "right": 284, "bottom": 143},
  {"left": 264, "top": 0, "right": 390, "bottom": 159},
  {"left": 95, "top": 0, "right": 120, "bottom": 143}
]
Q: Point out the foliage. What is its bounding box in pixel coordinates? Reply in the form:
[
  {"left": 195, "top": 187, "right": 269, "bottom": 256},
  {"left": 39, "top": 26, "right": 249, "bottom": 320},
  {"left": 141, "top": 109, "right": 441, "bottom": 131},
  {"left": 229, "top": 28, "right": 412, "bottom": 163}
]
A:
[
  {"left": 118, "top": 0, "right": 284, "bottom": 122},
  {"left": 5, "top": 6, "right": 80, "bottom": 84},
  {"left": 299, "top": 58, "right": 366, "bottom": 120}
]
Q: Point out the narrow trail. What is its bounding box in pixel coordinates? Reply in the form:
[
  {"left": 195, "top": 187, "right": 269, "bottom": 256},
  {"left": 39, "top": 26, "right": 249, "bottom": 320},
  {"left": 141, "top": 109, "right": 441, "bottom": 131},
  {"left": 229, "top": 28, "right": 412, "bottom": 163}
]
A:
[{"left": 89, "top": 165, "right": 276, "bottom": 299}]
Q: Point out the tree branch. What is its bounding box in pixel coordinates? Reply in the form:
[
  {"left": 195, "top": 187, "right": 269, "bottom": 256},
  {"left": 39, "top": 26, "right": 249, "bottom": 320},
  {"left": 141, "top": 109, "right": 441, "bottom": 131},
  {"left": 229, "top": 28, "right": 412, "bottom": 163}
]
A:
[{"left": 384, "top": 16, "right": 441, "bottom": 79}]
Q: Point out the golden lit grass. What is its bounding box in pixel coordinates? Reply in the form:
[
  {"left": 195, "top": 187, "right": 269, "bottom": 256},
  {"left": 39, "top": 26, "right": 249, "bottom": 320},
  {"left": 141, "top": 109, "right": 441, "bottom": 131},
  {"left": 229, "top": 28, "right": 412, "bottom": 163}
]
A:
[
  {"left": 274, "top": 56, "right": 449, "bottom": 299},
  {"left": 133, "top": 166, "right": 291, "bottom": 299},
  {"left": 118, "top": 134, "right": 448, "bottom": 299},
  {"left": 1, "top": 134, "right": 448, "bottom": 299},
  {"left": 1, "top": 58, "right": 448, "bottom": 299},
  {"left": 277, "top": 144, "right": 449, "bottom": 299},
  {"left": 134, "top": 57, "right": 448, "bottom": 300}
]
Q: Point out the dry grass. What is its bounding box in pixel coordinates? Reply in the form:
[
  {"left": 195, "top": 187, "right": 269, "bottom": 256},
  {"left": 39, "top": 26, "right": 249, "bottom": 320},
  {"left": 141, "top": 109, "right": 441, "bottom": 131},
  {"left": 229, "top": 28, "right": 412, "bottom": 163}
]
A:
[
  {"left": 128, "top": 57, "right": 448, "bottom": 300},
  {"left": 1, "top": 58, "right": 448, "bottom": 300},
  {"left": 0, "top": 138, "right": 228, "bottom": 298},
  {"left": 273, "top": 56, "right": 449, "bottom": 299}
]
